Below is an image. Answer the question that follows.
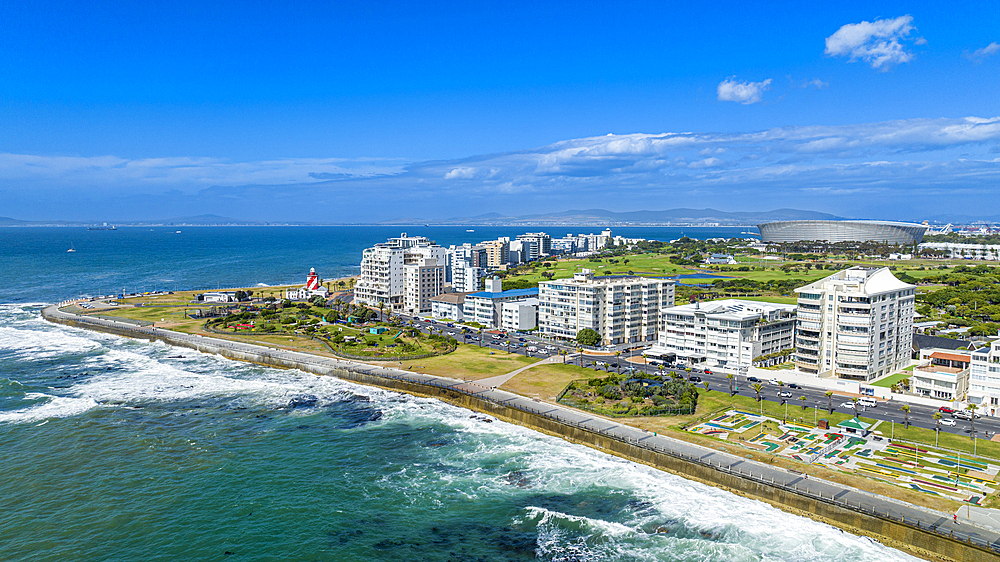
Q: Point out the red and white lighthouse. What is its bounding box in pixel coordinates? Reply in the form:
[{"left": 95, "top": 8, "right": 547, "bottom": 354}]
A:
[{"left": 306, "top": 268, "right": 320, "bottom": 291}]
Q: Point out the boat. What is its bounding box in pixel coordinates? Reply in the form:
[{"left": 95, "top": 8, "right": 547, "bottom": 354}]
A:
[
  {"left": 87, "top": 224, "right": 117, "bottom": 231},
  {"left": 67, "top": 244, "right": 76, "bottom": 253},
  {"left": 466, "top": 229, "right": 475, "bottom": 232}
]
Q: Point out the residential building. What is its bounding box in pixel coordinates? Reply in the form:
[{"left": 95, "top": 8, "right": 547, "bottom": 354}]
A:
[
  {"left": 355, "top": 233, "right": 447, "bottom": 310},
  {"left": 911, "top": 351, "right": 971, "bottom": 401},
  {"left": 971, "top": 342, "right": 1000, "bottom": 417},
  {"left": 202, "top": 292, "right": 236, "bottom": 303},
  {"left": 705, "top": 253, "right": 738, "bottom": 265},
  {"left": 919, "top": 242, "right": 1000, "bottom": 261},
  {"left": 403, "top": 256, "right": 444, "bottom": 314},
  {"left": 538, "top": 269, "right": 675, "bottom": 346},
  {"left": 500, "top": 298, "right": 539, "bottom": 331},
  {"left": 516, "top": 232, "right": 551, "bottom": 258},
  {"left": 483, "top": 239, "right": 509, "bottom": 268},
  {"left": 463, "top": 278, "right": 538, "bottom": 328},
  {"left": 430, "top": 292, "right": 470, "bottom": 321},
  {"left": 451, "top": 263, "right": 486, "bottom": 293},
  {"left": 645, "top": 299, "right": 796, "bottom": 370},
  {"left": 793, "top": 267, "right": 916, "bottom": 381}
]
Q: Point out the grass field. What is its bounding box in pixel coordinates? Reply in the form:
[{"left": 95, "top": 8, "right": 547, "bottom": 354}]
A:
[
  {"left": 406, "top": 345, "right": 536, "bottom": 380},
  {"left": 501, "top": 362, "right": 601, "bottom": 399},
  {"left": 870, "top": 371, "right": 912, "bottom": 388}
]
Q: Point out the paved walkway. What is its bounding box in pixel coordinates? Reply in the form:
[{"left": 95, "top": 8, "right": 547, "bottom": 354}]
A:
[
  {"left": 471, "top": 356, "right": 557, "bottom": 389},
  {"left": 41, "top": 305, "right": 1000, "bottom": 554}
]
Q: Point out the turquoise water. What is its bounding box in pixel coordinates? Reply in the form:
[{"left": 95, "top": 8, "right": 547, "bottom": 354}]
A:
[{"left": 0, "top": 227, "right": 915, "bottom": 561}]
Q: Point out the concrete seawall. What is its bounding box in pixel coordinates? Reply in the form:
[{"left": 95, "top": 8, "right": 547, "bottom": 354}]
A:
[{"left": 42, "top": 306, "right": 1000, "bottom": 562}]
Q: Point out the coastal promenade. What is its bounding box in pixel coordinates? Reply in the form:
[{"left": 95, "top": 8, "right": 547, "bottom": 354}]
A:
[{"left": 42, "top": 304, "right": 1000, "bottom": 561}]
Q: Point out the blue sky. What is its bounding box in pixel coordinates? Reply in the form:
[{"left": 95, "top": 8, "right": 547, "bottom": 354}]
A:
[{"left": 0, "top": 1, "right": 998, "bottom": 222}]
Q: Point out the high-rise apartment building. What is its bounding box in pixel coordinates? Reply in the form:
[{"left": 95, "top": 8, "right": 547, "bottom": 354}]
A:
[
  {"left": 970, "top": 342, "right": 1000, "bottom": 417},
  {"left": 794, "top": 267, "right": 915, "bottom": 381},
  {"left": 538, "top": 269, "right": 674, "bottom": 346},
  {"left": 355, "top": 233, "right": 446, "bottom": 311},
  {"left": 483, "top": 239, "right": 510, "bottom": 268},
  {"left": 516, "top": 232, "right": 551, "bottom": 259}
]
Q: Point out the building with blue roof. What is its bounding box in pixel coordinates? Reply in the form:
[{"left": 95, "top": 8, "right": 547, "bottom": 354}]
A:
[{"left": 463, "top": 278, "right": 539, "bottom": 328}]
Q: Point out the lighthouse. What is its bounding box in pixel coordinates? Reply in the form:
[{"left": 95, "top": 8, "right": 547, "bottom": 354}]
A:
[{"left": 306, "top": 267, "right": 320, "bottom": 291}]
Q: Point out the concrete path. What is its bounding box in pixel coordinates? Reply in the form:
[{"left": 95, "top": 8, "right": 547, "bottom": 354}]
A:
[
  {"left": 41, "top": 304, "right": 1000, "bottom": 554},
  {"left": 471, "top": 356, "right": 557, "bottom": 389}
]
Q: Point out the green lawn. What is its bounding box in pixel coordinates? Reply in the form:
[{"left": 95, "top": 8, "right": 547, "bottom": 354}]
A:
[
  {"left": 893, "top": 424, "right": 1000, "bottom": 461},
  {"left": 870, "top": 371, "right": 912, "bottom": 388},
  {"left": 715, "top": 295, "right": 799, "bottom": 305}
]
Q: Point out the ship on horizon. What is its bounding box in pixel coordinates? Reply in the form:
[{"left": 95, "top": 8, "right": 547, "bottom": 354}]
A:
[{"left": 88, "top": 223, "right": 117, "bottom": 231}]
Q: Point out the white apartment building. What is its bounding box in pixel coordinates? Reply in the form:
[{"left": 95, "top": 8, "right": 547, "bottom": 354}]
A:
[
  {"left": 430, "top": 292, "right": 468, "bottom": 321},
  {"left": 538, "top": 269, "right": 675, "bottom": 346},
  {"left": 516, "top": 232, "right": 551, "bottom": 258},
  {"left": 355, "top": 233, "right": 447, "bottom": 310},
  {"left": 919, "top": 242, "right": 1000, "bottom": 261},
  {"left": 794, "top": 267, "right": 916, "bottom": 381},
  {"left": 911, "top": 351, "right": 970, "bottom": 402},
  {"left": 500, "top": 298, "right": 539, "bottom": 331},
  {"left": 403, "top": 257, "right": 444, "bottom": 314},
  {"left": 462, "top": 278, "right": 538, "bottom": 328},
  {"left": 970, "top": 342, "right": 1000, "bottom": 417},
  {"left": 645, "top": 299, "right": 796, "bottom": 371}
]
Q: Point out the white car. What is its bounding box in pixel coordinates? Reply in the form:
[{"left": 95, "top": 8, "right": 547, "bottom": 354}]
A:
[
  {"left": 769, "top": 378, "right": 781, "bottom": 386},
  {"left": 595, "top": 361, "right": 608, "bottom": 367},
  {"left": 840, "top": 402, "right": 856, "bottom": 409},
  {"left": 939, "top": 418, "right": 957, "bottom": 427}
]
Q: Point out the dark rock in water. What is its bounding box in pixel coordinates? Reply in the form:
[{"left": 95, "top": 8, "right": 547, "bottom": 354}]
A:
[
  {"left": 624, "top": 499, "right": 654, "bottom": 513},
  {"left": 425, "top": 440, "right": 450, "bottom": 448},
  {"left": 504, "top": 470, "right": 531, "bottom": 488},
  {"left": 285, "top": 394, "right": 318, "bottom": 409},
  {"left": 470, "top": 414, "right": 495, "bottom": 423},
  {"left": 328, "top": 407, "right": 383, "bottom": 429}
]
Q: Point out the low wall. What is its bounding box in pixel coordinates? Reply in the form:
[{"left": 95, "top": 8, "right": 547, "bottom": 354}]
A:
[{"left": 42, "top": 308, "right": 998, "bottom": 562}]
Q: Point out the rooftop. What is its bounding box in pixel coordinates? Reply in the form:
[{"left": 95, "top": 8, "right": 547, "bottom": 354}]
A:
[{"left": 468, "top": 288, "right": 539, "bottom": 299}]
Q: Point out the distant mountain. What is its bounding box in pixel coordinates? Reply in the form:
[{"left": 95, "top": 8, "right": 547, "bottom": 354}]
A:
[
  {"left": 429, "top": 208, "right": 844, "bottom": 226},
  {"left": 924, "top": 214, "right": 1000, "bottom": 224}
]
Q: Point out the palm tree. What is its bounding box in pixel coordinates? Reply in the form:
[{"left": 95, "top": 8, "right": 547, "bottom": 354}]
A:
[
  {"left": 478, "top": 329, "right": 483, "bottom": 347},
  {"left": 851, "top": 397, "right": 860, "bottom": 419},
  {"left": 614, "top": 351, "right": 622, "bottom": 375},
  {"left": 560, "top": 349, "right": 567, "bottom": 364},
  {"left": 800, "top": 396, "right": 807, "bottom": 410},
  {"left": 657, "top": 364, "right": 665, "bottom": 378},
  {"left": 726, "top": 373, "right": 735, "bottom": 396},
  {"left": 825, "top": 391, "right": 833, "bottom": 413},
  {"left": 933, "top": 411, "right": 943, "bottom": 446},
  {"left": 577, "top": 346, "right": 585, "bottom": 367},
  {"left": 751, "top": 383, "right": 763, "bottom": 402},
  {"left": 377, "top": 302, "right": 385, "bottom": 322},
  {"left": 900, "top": 404, "right": 911, "bottom": 429},
  {"left": 968, "top": 403, "right": 979, "bottom": 440}
]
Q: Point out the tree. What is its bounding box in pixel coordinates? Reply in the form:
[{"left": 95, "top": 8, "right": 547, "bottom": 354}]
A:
[
  {"left": 577, "top": 346, "right": 585, "bottom": 367},
  {"left": 576, "top": 328, "right": 601, "bottom": 346},
  {"left": 560, "top": 349, "right": 568, "bottom": 364},
  {"left": 933, "top": 411, "right": 943, "bottom": 441},
  {"left": 900, "top": 404, "right": 911, "bottom": 429},
  {"left": 377, "top": 302, "right": 385, "bottom": 322},
  {"left": 725, "top": 373, "right": 735, "bottom": 396},
  {"left": 615, "top": 351, "right": 622, "bottom": 375},
  {"left": 800, "top": 396, "right": 807, "bottom": 410},
  {"left": 234, "top": 290, "right": 247, "bottom": 302},
  {"left": 702, "top": 381, "right": 710, "bottom": 393},
  {"left": 968, "top": 403, "right": 979, "bottom": 440},
  {"left": 851, "top": 397, "right": 859, "bottom": 419},
  {"left": 751, "top": 383, "right": 763, "bottom": 402},
  {"left": 825, "top": 391, "right": 834, "bottom": 414}
]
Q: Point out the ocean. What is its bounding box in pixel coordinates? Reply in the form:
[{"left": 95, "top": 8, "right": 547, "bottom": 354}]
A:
[{"left": 0, "top": 227, "right": 915, "bottom": 561}]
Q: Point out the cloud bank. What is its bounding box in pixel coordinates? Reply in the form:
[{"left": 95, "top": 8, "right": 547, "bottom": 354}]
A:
[
  {"left": 825, "top": 15, "right": 918, "bottom": 70},
  {"left": 966, "top": 42, "right": 1000, "bottom": 61},
  {"left": 3, "top": 116, "right": 999, "bottom": 222}
]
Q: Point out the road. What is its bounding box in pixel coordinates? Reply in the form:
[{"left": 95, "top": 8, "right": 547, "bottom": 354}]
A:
[{"left": 42, "top": 303, "right": 1000, "bottom": 554}]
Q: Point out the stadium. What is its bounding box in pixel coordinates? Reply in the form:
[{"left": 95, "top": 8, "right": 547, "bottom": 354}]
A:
[{"left": 756, "top": 220, "right": 928, "bottom": 244}]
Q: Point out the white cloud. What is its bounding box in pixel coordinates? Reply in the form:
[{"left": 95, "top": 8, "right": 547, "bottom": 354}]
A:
[
  {"left": 443, "top": 167, "right": 476, "bottom": 179},
  {"left": 824, "top": 15, "right": 917, "bottom": 70},
  {"left": 966, "top": 41, "right": 1000, "bottom": 61},
  {"left": 717, "top": 78, "right": 773, "bottom": 104},
  {"left": 804, "top": 78, "right": 829, "bottom": 89}
]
